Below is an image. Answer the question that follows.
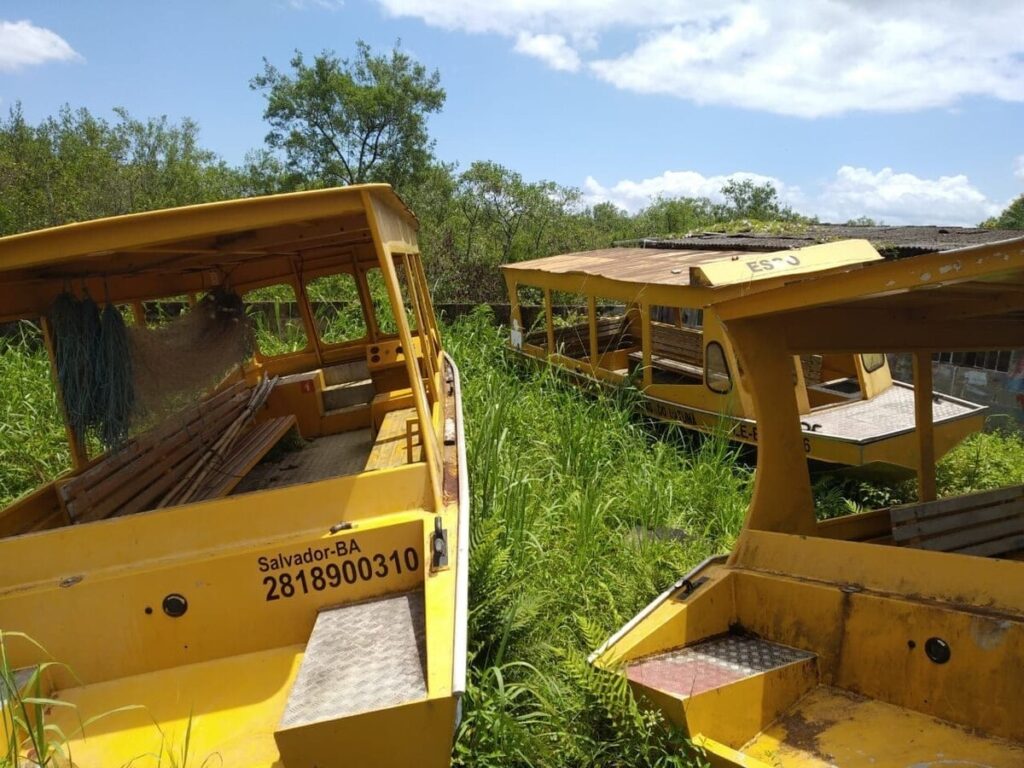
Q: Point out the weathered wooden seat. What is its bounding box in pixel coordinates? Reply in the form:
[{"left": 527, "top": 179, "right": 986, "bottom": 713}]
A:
[
  {"left": 190, "top": 415, "right": 297, "bottom": 500},
  {"left": 365, "top": 407, "right": 422, "bottom": 470},
  {"left": 59, "top": 379, "right": 289, "bottom": 520},
  {"left": 527, "top": 315, "right": 634, "bottom": 357},
  {"left": 890, "top": 485, "right": 1024, "bottom": 558},
  {"left": 628, "top": 322, "right": 705, "bottom": 380},
  {"left": 60, "top": 382, "right": 250, "bottom": 523}
]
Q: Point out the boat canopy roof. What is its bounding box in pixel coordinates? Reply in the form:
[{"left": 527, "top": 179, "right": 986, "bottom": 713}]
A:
[
  {"left": 716, "top": 236, "right": 1024, "bottom": 354},
  {"left": 502, "top": 240, "right": 882, "bottom": 293},
  {"left": 0, "top": 184, "right": 417, "bottom": 323}
]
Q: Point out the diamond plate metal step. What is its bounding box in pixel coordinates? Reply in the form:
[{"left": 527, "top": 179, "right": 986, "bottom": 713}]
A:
[
  {"left": 626, "top": 634, "right": 814, "bottom": 699},
  {"left": 279, "top": 590, "right": 427, "bottom": 729}
]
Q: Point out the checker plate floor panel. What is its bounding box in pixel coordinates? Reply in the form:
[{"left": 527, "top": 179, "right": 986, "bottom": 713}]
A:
[
  {"left": 808, "top": 382, "right": 981, "bottom": 440},
  {"left": 279, "top": 590, "right": 427, "bottom": 728},
  {"left": 626, "top": 634, "right": 814, "bottom": 699}
]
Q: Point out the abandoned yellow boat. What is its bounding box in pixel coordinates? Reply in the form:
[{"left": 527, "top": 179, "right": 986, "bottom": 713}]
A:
[
  {"left": 591, "top": 235, "right": 1024, "bottom": 766},
  {"left": 0, "top": 186, "right": 468, "bottom": 767},
  {"left": 502, "top": 240, "right": 986, "bottom": 468}
]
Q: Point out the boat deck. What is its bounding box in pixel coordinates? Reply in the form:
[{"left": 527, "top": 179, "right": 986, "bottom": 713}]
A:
[
  {"left": 233, "top": 429, "right": 374, "bottom": 494},
  {"left": 232, "top": 408, "right": 423, "bottom": 495},
  {"left": 50, "top": 644, "right": 304, "bottom": 768},
  {"left": 806, "top": 382, "right": 981, "bottom": 441},
  {"left": 741, "top": 685, "right": 1024, "bottom": 766}
]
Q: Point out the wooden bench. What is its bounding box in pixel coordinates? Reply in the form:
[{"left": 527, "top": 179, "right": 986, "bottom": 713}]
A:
[
  {"left": 890, "top": 485, "right": 1024, "bottom": 558},
  {"left": 365, "top": 407, "right": 421, "bottom": 470},
  {"left": 190, "top": 415, "right": 297, "bottom": 500},
  {"left": 526, "top": 316, "right": 634, "bottom": 358},
  {"left": 59, "top": 380, "right": 290, "bottom": 521},
  {"left": 628, "top": 322, "right": 705, "bottom": 380},
  {"left": 60, "top": 382, "right": 250, "bottom": 523}
]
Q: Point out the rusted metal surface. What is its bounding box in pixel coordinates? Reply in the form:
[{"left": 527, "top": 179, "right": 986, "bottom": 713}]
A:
[
  {"left": 504, "top": 247, "right": 751, "bottom": 286},
  {"left": 636, "top": 224, "right": 1024, "bottom": 257}
]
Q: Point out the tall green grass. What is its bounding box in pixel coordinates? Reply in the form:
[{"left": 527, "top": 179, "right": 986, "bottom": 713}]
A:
[
  {"left": 1, "top": 307, "right": 1024, "bottom": 766},
  {"left": 447, "top": 308, "right": 745, "bottom": 767},
  {"left": 0, "top": 324, "right": 70, "bottom": 507}
]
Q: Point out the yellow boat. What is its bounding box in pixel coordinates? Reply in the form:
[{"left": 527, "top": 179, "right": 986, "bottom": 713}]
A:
[
  {"left": 0, "top": 186, "right": 468, "bottom": 767},
  {"left": 591, "top": 235, "right": 1024, "bottom": 766},
  {"left": 502, "top": 240, "right": 986, "bottom": 468}
]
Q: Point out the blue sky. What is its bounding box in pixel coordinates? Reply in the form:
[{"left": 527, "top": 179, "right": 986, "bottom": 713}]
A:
[{"left": 2, "top": 0, "right": 1022, "bottom": 225}]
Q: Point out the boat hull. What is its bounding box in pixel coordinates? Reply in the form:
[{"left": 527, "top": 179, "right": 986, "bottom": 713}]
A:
[
  {"left": 0, "top": 357, "right": 469, "bottom": 768},
  {"left": 591, "top": 532, "right": 1024, "bottom": 767},
  {"left": 509, "top": 346, "right": 986, "bottom": 469}
]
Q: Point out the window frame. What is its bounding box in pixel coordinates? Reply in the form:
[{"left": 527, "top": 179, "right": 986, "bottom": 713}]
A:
[
  {"left": 705, "top": 340, "right": 733, "bottom": 394},
  {"left": 303, "top": 270, "right": 369, "bottom": 348},
  {"left": 861, "top": 353, "right": 886, "bottom": 373}
]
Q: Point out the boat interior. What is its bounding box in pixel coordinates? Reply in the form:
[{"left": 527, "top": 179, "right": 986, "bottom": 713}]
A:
[
  {"left": 592, "top": 236, "right": 1024, "bottom": 767},
  {"left": 505, "top": 243, "right": 986, "bottom": 468},
  {"left": 0, "top": 187, "right": 465, "bottom": 768},
  {"left": 0, "top": 190, "right": 449, "bottom": 539}
]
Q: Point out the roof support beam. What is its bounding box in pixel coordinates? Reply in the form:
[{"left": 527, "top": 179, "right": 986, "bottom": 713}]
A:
[
  {"left": 913, "top": 352, "right": 937, "bottom": 503},
  {"left": 780, "top": 311, "right": 1024, "bottom": 353}
]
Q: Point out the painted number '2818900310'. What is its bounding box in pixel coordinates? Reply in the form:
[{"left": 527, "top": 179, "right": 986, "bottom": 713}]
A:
[{"left": 258, "top": 539, "right": 420, "bottom": 602}]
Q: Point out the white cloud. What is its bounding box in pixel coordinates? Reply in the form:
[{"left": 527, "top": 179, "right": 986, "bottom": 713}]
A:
[
  {"left": 374, "top": 0, "right": 1024, "bottom": 117},
  {"left": 514, "top": 32, "right": 580, "bottom": 72},
  {"left": 1015, "top": 155, "right": 1024, "bottom": 181},
  {"left": 817, "top": 166, "right": 1002, "bottom": 225},
  {"left": 583, "top": 165, "right": 1003, "bottom": 226},
  {"left": 0, "top": 19, "right": 80, "bottom": 72},
  {"left": 582, "top": 169, "right": 800, "bottom": 213}
]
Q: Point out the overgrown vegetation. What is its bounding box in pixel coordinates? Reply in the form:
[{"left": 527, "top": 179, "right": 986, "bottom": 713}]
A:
[{"left": 1, "top": 310, "right": 1024, "bottom": 764}]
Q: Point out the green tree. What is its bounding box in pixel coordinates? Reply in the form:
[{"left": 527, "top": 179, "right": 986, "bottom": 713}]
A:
[
  {"left": 719, "top": 178, "right": 793, "bottom": 220},
  {"left": 982, "top": 194, "right": 1024, "bottom": 229},
  {"left": 0, "top": 103, "right": 243, "bottom": 235},
  {"left": 633, "top": 196, "right": 716, "bottom": 237},
  {"left": 250, "top": 41, "right": 445, "bottom": 190}
]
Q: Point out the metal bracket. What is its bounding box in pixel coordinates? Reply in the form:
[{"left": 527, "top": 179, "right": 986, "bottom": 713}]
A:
[
  {"left": 678, "top": 575, "right": 709, "bottom": 597},
  {"left": 431, "top": 515, "right": 449, "bottom": 570}
]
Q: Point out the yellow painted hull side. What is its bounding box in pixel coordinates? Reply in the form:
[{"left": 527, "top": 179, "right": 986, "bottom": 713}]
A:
[
  {"left": 592, "top": 532, "right": 1024, "bottom": 766},
  {"left": 510, "top": 347, "right": 984, "bottom": 469}
]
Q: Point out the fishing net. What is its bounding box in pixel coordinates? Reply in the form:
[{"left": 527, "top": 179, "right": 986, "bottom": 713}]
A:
[
  {"left": 48, "top": 287, "right": 254, "bottom": 451},
  {"left": 129, "top": 287, "right": 254, "bottom": 426}
]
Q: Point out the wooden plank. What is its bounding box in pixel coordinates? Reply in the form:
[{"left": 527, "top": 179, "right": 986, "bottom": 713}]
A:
[
  {"left": 629, "top": 351, "right": 704, "bottom": 379},
  {"left": 60, "top": 382, "right": 247, "bottom": 503},
  {"left": 892, "top": 500, "right": 1024, "bottom": 542},
  {"left": 889, "top": 485, "right": 1023, "bottom": 524},
  {"left": 193, "top": 415, "right": 297, "bottom": 500},
  {"left": 67, "top": 392, "right": 247, "bottom": 520},
  {"left": 640, "top": 303, "right": 652, "bottom": 387},
  {"left": 76, "top": 431, "right": 215, "bottom": 522},
  {"left": 957, "top": 533, "right": 1024, "bottom": 558},
  {"left": 917, "top": 515, "right": 1024, "bottom": 553},
  {"left": 365, "top": 408, "right": 421, "bottom": 471}
]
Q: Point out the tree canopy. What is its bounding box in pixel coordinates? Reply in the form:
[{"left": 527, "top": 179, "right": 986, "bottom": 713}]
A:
[
  {"left": 984, "top": 194, "right": 1024, "bottom": 229},
  {"left": 0, "top": 39, "right": 826, "bottom": 303},
  {"left": 250, "top": 41, "right": 445, "bottom": 190},
  {"left": 0, "top": 104, "right": 243, "bottom": 236}
]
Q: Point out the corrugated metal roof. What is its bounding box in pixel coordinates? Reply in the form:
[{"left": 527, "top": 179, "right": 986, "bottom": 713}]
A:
[
  {"left": 632, "top": 225, "right": 1024, "bottom": 257},
  {"left": 503, "top": 247, "right": 751, "bottom": 286}
]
